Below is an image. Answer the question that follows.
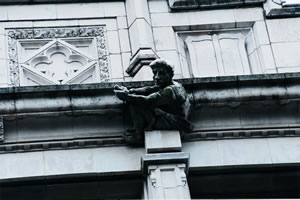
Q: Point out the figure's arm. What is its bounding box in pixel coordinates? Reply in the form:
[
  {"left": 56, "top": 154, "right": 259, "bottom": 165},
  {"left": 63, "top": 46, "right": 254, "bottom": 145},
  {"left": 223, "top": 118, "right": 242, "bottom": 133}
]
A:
[
  {"left": 118, "top": 87, "right": 175, "bottom": 106},
  {"left": 129, "top": 86, "right": 159, "bottom": 95}
]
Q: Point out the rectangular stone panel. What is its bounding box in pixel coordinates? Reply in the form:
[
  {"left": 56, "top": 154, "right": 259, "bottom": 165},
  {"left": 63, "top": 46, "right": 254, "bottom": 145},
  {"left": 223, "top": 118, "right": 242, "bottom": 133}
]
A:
[{"left": 145, "top": 130, "right": 182, "bottom": 153}]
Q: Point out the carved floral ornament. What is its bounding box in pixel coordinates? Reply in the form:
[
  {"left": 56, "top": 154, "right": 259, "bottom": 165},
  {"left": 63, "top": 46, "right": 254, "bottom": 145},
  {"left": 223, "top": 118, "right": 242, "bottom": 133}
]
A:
[{"left": 7, "top": 26, "right": 109, "bottom": 86}]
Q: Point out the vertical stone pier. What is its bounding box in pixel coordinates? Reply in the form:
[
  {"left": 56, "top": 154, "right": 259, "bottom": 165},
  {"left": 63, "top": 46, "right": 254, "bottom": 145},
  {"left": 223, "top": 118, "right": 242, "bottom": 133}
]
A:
[{"left": 142, "top": 130, "right": 191, "bottom": 199}]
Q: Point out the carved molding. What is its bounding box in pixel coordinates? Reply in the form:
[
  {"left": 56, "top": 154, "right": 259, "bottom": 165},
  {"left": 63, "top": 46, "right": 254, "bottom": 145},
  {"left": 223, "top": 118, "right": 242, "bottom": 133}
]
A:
[
  {"left": 0, "top": 136, "right": 123, "bottom": 154},
  {"left": 168, "top": 0, "right": 265, "bottom": 10},
  {"left": 7, "top": 26, "right": 109, "bottom": 86},
  {"left": 184, "top": 127, "right": 300, "bottom": 141},
  {"left": 145, "top": 164, "right": 191, "bottom": 199},
  {"left": 0, "top": 117, "right": 3, "bottom": 142}
]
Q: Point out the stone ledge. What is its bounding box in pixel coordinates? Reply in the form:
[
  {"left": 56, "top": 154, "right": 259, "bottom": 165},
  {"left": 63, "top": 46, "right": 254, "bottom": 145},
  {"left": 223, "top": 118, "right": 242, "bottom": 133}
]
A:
[
  {"left": 168, "top": 0, "right": 265, "bottom": 11},
  {"left": 184, "top": 127, "right": 300, "bottom": 141},
  {"left": 0, "top": 136, "right": 124, "bottom": 154},
  {"left": 0, "top": 0, "right": 121, "bottom": 4},
  {"left": 141, "top": 152, "right": 189, "bottom": 175},
  {"left": 266, "top": 7, "right": 300, "bottom": 18},
  {"left": 0, "top": 72, "right": 300, "bottom": 115}
]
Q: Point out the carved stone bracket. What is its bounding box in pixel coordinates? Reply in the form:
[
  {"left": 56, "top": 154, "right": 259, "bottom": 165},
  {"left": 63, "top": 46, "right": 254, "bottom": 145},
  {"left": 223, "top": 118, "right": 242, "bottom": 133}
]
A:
[
  {"left": 0, "top": 117, "right": 3, "bottom": 142},
  {"left": 7, "top": 26, "right": 109, "bottom": 86}
]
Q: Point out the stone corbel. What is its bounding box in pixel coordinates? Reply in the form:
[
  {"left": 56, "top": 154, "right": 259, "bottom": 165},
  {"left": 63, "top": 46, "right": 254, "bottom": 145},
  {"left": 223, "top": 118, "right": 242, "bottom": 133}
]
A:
[
  {"left": 0, "top": 117, "right": 3, "bottom": 142},
  {"left": 126, "top": 48, "right": 158, "bottom": 77}
]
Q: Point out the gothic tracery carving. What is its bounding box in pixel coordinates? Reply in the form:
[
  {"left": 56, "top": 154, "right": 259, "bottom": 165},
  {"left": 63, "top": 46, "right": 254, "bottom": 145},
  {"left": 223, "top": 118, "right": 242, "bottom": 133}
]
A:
[{"left": 7, "top": 26, "right": 109, "bottom": 86}]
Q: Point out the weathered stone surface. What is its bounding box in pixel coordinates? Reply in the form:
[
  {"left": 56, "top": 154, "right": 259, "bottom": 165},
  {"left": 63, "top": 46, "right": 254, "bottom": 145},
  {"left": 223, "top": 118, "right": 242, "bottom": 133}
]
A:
[
  {"left": 266, "top": 7, "right": 300, "bottom": 19},
  {"left": 168, "top": 0, "right": 264, "bottom": 10},
  {"left": 144, "top": 164, "right": 191, "bottom": 200},
  {"left": 145, "top": 130, "right": 182, "bottom": 153}
]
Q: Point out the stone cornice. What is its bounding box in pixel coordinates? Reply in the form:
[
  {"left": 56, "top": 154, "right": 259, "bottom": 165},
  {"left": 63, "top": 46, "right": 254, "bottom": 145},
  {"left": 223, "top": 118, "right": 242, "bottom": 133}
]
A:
[
  {"left": 0, "top": 127, "right": 299, "bottom": 154},
  {"left": 0, "top": 72, "right": 300, "bottom": 115},
  {"left": 167, "top": 0, "right": 265, "bottom": 11},
  {"left": 0, "top": 0, "right": 123, "bottom": 5},
  {"left": 266, "top": 7, "right": 300, "bottom": 18}
]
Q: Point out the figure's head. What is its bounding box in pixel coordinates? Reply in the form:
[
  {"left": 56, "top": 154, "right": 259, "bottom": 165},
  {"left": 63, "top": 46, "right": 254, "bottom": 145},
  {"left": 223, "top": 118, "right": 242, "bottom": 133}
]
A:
[{"left": 149, "top": 59, "right": 174, "bottom": 88}]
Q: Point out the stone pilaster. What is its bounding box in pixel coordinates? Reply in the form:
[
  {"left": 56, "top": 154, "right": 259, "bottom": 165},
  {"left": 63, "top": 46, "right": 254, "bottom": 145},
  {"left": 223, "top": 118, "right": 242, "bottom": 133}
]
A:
[
  {"left": 144, "top": 163, "right": 190, "bottom": 199},
  {"left": 142, "top": 130, "right": 191, "bottom": 199},
  {"left": 125, "top": 0, "right": 157, "bottom": 80}
]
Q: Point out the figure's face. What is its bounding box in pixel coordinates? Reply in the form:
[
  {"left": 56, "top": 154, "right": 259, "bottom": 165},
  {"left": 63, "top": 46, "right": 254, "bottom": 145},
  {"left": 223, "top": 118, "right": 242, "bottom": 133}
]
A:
[{"left": 152, "top": 67, "right": 172, "bottom": 88}]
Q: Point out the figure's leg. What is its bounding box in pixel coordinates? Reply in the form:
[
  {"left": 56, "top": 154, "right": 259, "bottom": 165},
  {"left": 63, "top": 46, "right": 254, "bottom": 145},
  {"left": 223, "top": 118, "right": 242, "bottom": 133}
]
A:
[{"left": 126, "top": 104, "right": 155, "bottom": 144}]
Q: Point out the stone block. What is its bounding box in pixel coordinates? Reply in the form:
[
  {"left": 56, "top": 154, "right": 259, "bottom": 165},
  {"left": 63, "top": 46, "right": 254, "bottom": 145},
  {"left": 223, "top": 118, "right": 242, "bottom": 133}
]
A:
[
  {"left": 151, "top": 12, "right": 189, "bottom": 27},
  {"left": 122, "top": 52, "right": 132, "bottom": 75},
  {"left": 218, "top": 139, "right": 272, "bottom": 166},
  {"left": 253, "top": 20, "right": 270, "bottom": 47},
  {"left": 78, "top": 19, "right": 117, "bottom": 31},
  {"left": 278, "top": 66, "right": 300, "bottom": 73},
  {"left": 266, "top": 18, "right": 300, "bottom": 43},
  {"left": 272, "top": 42, "right": 300, "bottom": 68},
  {"left": 44, "top": 148, "right": 97, "bottom": 176},
  {"left": 126, "top": 48, "right": 157, "bottom": 77},
  {"left": 157, "top": 50, "right": 181, "bottom": 75},
  {"left": 17, "top": 114, "right": 73, "bottom": 142},
  {"left": 3, "top": 118, "right": 17, "bottom": 143},
  {"left": 125, "top": 0, "right": 151, "bottom": 26},
  {"left": 248, "top": 51, "right": 263, "bottom": 74},
  {"left": 153, "top": 27, "right": 177, "bottom": 51},
  {"left": 268, "top": 137, "right": 300, "bottom": 164},
  {"left": 107, "top": 31, "right": 121, "bottom": 54},
  {"left": 145, "top": 130, "right": 182, "bottom": 153},
  {"left": 233, "top": 7, "right": 264, "bottom": 22},
  {"left": 188, "top": 9, "right": 235, "bottom": 26},
  {"left": 95, "top": 146, "right": 144, "bottom": 173},
  {"left": 148, "top": 0, "right": 169, "bottom": 13},
  {"left": 7, "top": 4, "right": 56, "bottom": 20},
  {"left": 103, "top": 1, "right": 126, "bottom": 17},
  {"left": 141, "top": 152, "right": 189, "bottom": 175},
  {"left": 182, "top": 140, "right": 222, "bottom": 168},
  {"left": 117, "top": 16, "right": 128, "bottom": 29},
  {"left": 0, "top": 59, "right": 8, "bottom": 85},
  {"left": 72, "top": 112, "right": 124, "bottom": 138},
  {"left": 128, "top": 19, "right": 155, "bottom": 53},
  {"left": 56, "top": 3, "right": 104, "bottom": 19},
  {"left": 257, "top": 44, "right": 276, "bottom": 71},
  {"left": 110, "top": 54, "right": 124, "bottom": 79},
  {"left": 0, "top": 151, "right": 44, "bottom": 179},
  {"left": 0, "top": 7, "right": 8, "bottom": 21},
  {"left": 33, "top": 20, "right": 79, "bottom": 28},
  {"left": 118, "top": 29, "right": 131, "bottom": 52}
]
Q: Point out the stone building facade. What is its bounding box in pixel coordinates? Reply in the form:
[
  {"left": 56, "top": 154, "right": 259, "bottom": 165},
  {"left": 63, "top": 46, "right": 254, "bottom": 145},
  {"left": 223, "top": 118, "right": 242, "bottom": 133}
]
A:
[{"left": 0, "top": 0, "right": 300, "bottom": 199}]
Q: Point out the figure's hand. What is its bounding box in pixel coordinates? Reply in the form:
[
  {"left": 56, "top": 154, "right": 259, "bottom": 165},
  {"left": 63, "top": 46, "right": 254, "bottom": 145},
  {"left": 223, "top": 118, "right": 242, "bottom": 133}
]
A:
[
  {"left": 114, "top": 90, "right": 129, "bottom": 101},
  {"left": 114, "top": 84, "right": 128, "bottom": 92},
  {"left": 128, "top": 88, "right": 137, "bottom": 94}
]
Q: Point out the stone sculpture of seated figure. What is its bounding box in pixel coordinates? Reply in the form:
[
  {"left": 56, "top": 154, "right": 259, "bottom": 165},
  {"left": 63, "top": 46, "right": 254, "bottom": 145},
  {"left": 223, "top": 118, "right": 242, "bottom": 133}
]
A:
[{"left": 114, "top": 59, "right": 193, "bottom": 145}]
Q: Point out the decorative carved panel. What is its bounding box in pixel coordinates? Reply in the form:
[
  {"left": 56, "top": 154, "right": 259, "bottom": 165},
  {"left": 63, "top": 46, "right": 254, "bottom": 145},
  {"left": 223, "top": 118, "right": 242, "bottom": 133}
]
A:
[
  {"left": 179, "top": 30, "right": 252, "bottom": 78},
  {"left": 7, "top": 26, "right": 109, "bottom": 86}
]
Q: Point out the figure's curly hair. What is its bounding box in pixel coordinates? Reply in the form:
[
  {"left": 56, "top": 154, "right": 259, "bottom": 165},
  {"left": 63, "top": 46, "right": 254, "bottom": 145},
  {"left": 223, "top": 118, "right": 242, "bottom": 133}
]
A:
[{"left": 149, "top": 59, "right": 174, "bottom": 78}]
